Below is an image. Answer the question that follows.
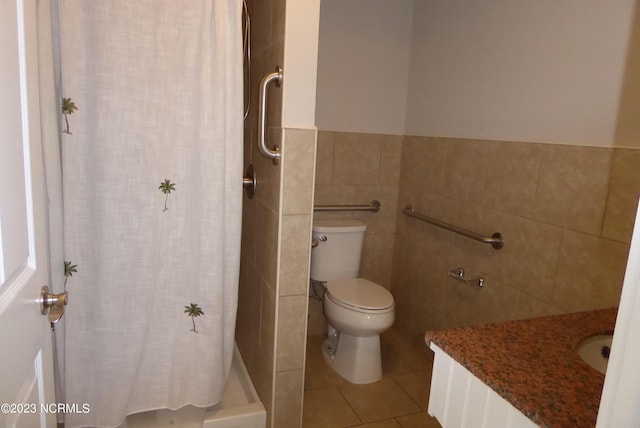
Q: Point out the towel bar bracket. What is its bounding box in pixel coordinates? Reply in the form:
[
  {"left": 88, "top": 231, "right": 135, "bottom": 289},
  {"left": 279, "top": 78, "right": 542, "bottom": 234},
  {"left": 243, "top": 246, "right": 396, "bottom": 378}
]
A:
[
  {"left": 489, "top": 232, "right": 504, "bottom": 250},
  {"left": 448, "top": 268, "right": 485, "bottom": 288}
]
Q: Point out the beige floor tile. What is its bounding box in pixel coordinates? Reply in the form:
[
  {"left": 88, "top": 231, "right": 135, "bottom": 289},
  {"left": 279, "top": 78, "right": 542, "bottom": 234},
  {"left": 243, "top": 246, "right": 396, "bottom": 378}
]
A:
[
  {"left": 355, "top": 419, "right": 402, "bottom": 428},
  {"left": 381, "top": 330, "right": 434, "bottom": 372},
  {"left": 337, "top": 378, "right": 421, "bottom": 423},
  {"left": 307, "top": 334, "right": 324, "bottom": 349},
  {"left": 302, "top": 387, "right": 361, "bottom": 428},
  {"left": 305, "top": 336, "right": 347, "bottom": 390},
  {"left": 395, "top": 412, "right": 442, "bottom": 428},
  {"left": 392, "top": 371, "right": 432, "bottom": 410},
  {"left": 304, "top": 329, "right": 438, "bottom": 427}
]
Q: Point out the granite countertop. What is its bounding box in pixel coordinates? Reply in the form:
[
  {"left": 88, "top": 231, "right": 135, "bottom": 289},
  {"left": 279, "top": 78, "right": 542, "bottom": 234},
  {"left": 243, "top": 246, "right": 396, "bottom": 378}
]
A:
[{"left": 425, "top": 308, "right": 617, "bottom": 428}]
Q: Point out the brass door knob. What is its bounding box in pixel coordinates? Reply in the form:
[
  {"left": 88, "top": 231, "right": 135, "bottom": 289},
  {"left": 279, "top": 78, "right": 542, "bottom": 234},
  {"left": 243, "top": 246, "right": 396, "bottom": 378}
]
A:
[{"left": 40, "top": 286, "right": 68, "bottom": 315}]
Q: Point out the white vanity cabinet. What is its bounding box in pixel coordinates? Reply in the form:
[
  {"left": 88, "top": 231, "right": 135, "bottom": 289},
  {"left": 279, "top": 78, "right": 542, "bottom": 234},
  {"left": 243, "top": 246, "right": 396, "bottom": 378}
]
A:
[{"left": 428, "top": 343, "right": 538, "bottom": 428}]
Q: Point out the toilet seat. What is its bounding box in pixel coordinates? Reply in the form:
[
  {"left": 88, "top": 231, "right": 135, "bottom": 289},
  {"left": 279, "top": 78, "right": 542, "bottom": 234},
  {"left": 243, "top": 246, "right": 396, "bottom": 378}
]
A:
[{"left": 325, "top": 278, "right": 394, "bottom": 313}]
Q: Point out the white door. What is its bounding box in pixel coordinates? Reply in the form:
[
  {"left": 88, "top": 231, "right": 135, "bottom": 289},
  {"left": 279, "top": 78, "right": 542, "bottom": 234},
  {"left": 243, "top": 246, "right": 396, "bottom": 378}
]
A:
[
  {"left": 0, "top": 0, "right": 57, "bottom": 427},
  {"left": 596, "top": 199, "right": 640, "bottom": 427}
]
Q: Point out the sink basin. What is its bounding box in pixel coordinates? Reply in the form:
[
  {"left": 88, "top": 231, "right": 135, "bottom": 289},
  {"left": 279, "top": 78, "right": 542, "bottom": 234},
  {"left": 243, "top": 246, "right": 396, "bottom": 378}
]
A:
[{"left": 577, "top": 334, "right": 613, "bottom": 374}]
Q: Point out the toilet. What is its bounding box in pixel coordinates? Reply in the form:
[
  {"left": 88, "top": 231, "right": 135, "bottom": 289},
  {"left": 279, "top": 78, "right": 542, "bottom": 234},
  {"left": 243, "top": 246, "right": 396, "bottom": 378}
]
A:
[{"left": 311, "top": 219, "right": 395, "bottom": 384}]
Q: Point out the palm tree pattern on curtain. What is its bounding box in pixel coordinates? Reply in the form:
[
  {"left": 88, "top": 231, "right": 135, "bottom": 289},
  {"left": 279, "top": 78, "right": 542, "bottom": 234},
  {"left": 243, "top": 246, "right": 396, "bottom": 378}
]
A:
[
  {"left": 61, "top": 97, "right": 78, "bottom": 134},
  {"left": 158, "top": 178, "right": 176, "bottom": 211},
  {"left": 184, "top": 303, "right": 204, "bottom": 333}
]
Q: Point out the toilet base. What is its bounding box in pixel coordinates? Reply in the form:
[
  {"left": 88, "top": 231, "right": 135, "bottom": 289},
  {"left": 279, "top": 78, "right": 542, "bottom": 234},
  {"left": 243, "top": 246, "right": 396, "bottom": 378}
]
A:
[{"left": 322, "top": 332, "right": 382, "bottom": 384}]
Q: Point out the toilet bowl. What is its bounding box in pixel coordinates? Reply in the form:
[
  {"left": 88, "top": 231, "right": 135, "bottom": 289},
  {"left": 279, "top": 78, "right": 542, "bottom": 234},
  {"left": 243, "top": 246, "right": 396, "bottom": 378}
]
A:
[
  {"left": 322, "top": 278, "right": 394, "bottom": 384},
  {"left": 323, "top": 278, "right": 394, "bottom": 336},
  {"left": 311, "top": 220, "right": 395, "bottom": 384}
]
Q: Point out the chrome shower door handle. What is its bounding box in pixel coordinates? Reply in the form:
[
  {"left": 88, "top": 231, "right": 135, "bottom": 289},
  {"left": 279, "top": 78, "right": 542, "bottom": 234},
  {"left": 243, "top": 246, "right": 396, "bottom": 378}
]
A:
[{"left": 257, "top": 66, "right": 283, "bottom": 165}]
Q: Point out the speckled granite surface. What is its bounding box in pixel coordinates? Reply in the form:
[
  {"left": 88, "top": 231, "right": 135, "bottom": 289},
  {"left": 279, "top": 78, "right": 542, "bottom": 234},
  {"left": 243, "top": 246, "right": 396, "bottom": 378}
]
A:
[{"left": 425, "top": 308, "right": 617, "bottom": 428}]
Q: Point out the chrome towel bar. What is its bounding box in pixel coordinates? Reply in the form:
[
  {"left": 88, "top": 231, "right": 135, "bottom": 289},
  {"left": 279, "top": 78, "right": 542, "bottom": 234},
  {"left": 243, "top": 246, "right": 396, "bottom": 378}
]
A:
[
  {"left": 403, "top": 204, "right": 504, "bottom": 250},
  {"left": 257, "top": 66, "right": 283, "bottom": 165},
  {"left": 314, "top": 200, "right": 381, "bottom": 213}
]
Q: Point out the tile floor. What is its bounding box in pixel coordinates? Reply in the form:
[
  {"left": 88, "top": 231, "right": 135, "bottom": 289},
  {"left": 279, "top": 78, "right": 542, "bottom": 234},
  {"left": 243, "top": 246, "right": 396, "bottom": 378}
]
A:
[{"left": 302, "top": 330, "right": 443, "bottom": 428}]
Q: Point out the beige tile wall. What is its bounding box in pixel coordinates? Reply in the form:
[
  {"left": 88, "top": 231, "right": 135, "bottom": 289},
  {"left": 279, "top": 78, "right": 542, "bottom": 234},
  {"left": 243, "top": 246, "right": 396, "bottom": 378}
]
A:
[
  {"left": 309, "top": 131, "right": 402, "bottom": 335},
  {"left": 238, "top": 126, "right": 315, "bottom": 428},
  {"left": 311, "top": 131, "right": 640, "bottom": 343},
  {"left": 238, "top": 1, "right": 319, "bottom": 426},
  {"left": 394, "top": 136, "right": 639, "bottom": 338},
  {"left": 273, "top": 129, "right": 316, "bottom": 427},
  {"left": 237, "top": 128, "right": 280, "bottom": 428},
  {"left": 240, "top": 126, "right": 315, "bottom": 428}
]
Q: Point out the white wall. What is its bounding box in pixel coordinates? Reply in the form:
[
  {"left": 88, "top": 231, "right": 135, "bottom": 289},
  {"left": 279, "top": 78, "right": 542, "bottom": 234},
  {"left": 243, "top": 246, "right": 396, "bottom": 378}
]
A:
[
  {"left": 404, "top": 0, "right": 637, "bottom": 147},
  {"left": 283, "top": 0, "right": 321, "bottom": 129},
  {"left": 316, "top": 0, "right": 639, "bottom": 147},
  {"left": 315, "top": 0, "right": 414, "bottom": 135}
]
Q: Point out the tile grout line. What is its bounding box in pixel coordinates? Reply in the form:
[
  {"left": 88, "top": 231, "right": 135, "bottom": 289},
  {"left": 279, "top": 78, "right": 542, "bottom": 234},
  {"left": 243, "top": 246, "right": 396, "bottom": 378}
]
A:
[
  {"left": 304, "top": 330, "right": 437, "bottom": 427},
  {"left": 335, "top": 385, "right": 364, "bottom": 426}
]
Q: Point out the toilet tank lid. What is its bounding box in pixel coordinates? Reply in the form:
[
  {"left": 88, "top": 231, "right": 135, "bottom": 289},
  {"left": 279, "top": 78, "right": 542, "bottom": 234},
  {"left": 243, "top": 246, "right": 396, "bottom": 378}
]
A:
[{"left": 312, "top": 219, "right": 366, "bottom": 233}]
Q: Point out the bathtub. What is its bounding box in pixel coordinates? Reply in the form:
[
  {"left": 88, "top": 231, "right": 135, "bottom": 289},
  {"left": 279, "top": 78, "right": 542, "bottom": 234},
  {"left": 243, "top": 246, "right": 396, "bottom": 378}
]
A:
[{"left": 119, "top": 344, "right": 266, "bottom": 428}]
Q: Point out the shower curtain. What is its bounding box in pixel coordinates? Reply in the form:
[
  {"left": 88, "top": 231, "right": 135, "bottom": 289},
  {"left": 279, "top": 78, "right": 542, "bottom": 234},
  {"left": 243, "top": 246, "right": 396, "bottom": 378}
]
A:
[{"left": 56, "top": 1, "right": 242, "bottom": 427}]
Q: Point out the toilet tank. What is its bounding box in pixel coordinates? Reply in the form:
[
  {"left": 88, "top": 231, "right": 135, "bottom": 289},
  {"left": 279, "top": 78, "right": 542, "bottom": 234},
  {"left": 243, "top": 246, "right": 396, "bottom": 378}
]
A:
[{"left": 310, "top": 220, "right": 366, "bottom": 282}]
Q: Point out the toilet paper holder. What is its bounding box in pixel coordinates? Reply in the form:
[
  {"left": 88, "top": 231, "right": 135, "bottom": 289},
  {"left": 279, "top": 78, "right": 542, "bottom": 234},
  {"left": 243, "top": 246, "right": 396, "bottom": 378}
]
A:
[{"left": 448, "top": 267, "right": 485, "bottom": 288}]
